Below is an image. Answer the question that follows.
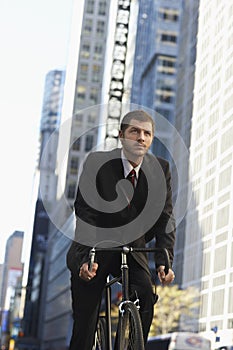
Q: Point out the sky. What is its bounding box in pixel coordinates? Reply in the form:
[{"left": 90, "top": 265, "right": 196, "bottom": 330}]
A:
[{"left": 0, "top": 0, "right": 74, "bottom": 263}]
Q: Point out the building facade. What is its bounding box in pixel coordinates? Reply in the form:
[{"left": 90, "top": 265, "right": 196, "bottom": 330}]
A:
[
  {"left": 39, "top": 1, "right": 112, "bottom": 348},
  {"left": 22, "top": 70, "right": 65, "bottom": 347},
  {"left": 183, "top": 0, "right": 233, "bottom": 340},
  {"left": 0, "top": 231, "right": 24, "bottom": 348},
  {"left": 131, "top": 0, "right": 182, "bottom": 161},
  {"left": 172, "top": 0, "right": 200, "bottom": 285},
  {"left": 63, "top": 0, "right": 111, "bottom": 211}
]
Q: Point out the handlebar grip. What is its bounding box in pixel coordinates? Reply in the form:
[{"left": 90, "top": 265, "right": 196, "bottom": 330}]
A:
[
  {"left": 88, "top": 248, "right": 96, "bottom": 271},
  {"left": 163, "top": 248, "right": 171, "bottom": 275}
]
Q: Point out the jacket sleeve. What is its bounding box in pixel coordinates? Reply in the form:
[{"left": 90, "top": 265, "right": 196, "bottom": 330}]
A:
[{"left": 145, "top": 160, "right": 176, "bottom": 268}]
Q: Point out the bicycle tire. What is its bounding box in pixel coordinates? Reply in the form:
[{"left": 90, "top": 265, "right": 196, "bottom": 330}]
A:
[
  {"left": 117, "top": 301, "right": 145, "bottom": 350},
  {"left": 93, "top": 316, "right": 107, "bottom": 350}
]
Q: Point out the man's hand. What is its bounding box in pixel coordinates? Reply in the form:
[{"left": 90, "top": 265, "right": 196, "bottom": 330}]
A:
[
  {"left": 157, "top": 265, "right": 175, "bottom": 285},
  {"left": 79, "top": 262, "right": 98, "bottom": 282}
]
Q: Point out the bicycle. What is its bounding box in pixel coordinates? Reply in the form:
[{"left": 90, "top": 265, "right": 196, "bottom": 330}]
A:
[{"left": 90, "top": 245, "right": 171, "bottom": 350}]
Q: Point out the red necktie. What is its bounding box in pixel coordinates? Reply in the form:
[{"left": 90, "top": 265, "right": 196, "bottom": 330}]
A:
[{"left": 127, "top": 169, "right": 136, "bottom": 188}]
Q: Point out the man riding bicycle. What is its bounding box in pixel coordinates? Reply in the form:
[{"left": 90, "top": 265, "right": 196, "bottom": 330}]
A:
[{"left": 66, "top": 110, "right": 176, "bottom": 349}]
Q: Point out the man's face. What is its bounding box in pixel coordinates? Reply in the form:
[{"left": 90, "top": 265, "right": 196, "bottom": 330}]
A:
[{"left": 119, "top": 118, "right": 154, "bottom": 159}]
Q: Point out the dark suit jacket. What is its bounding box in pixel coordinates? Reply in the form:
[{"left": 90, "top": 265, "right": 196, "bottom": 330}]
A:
[{"left": 66, "top": 148, "right": 176, "bottom": 275}]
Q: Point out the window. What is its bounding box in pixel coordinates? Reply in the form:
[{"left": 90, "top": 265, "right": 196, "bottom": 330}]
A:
[
  {"left": 204, "top": 179, "right": 215, "bottom": 200},
  {"left": 83, "top": 19, "right": 93, "bottom": 35},
  {"left": 221, "top": 125, "right": 233, "bottom": 153},
  {"left": 202, "top": 251, "right": 210, "bottom": 275},
  {"left": 216, "top": 206, "right": 229, "bottom": 229},
  {"left": 207, "top": 142, "right": 217, "bottom": 163},
  {"left": 98, "top": 1, "right": 106, "bottom": 15},
  {"left": 218, "top": 167, "right": 231, "bottom": 190},
  {"left": 157, "top": 56, "right": 176, "bottom": 75},
  {"left": 158, "top": 8, "right": 179, "bottom": 22},
  {"left": 90, "top": 87, "right": 98, "bottom": 104},
  {"left": 76, "top": 86, "right": 86, "bottom": 103},
  {"left": 85, "top": 135, "right": 94, "bottom": 151},
  {"left": 159, "top": 31, "right": 177, "bottom": 44},
  {"left": 228, "top": 317, "right": 233, "bottom": 328},
  {"left": 211, "top": 289, "right": 225, "bottom": 316},
  {"left": 155, "top": 88, "right": 175, "bottom": 103},
  {"left": 75, "top": 113, "right": 83, "bottom": 123},
  {"left": 97, "top": 20, "right": 105, "bottom": 36},
  {"left": 201, "top": 215, "right": 213, "bottom": 236},
  {"left": 72, "top": 138, "right": 81, "bottom": 151},
  {"left": 88, "top": 112, "right": 97, "bottom": 124},
  {"left": 94, "top": 44, "right": 103, "bottom": 60},
  {"left": 70, "top": 157, "right": 79, "bottom": 175},
  {"left": 81, "top": 43, "right": 90, "bottom": 59},
  {"left": 86, "top": 0, "right": 95, "bottom": 14},
  {"left": 80, "top": 64, "right": 88, "bottom": 81},
  {"left": 67, "top": 183, "right": 76, "bottom": 199},
  {"left": 92, "top": 64, "right": 101, "bottom": 82},
  {"left": 200, "top": 294, "right": 208, "bottom": 317},
  {"left": 213, "top": 275, "right": 225, "bottom": 287},
  {"left": 193, "top": 154, "right": 203, "bottom": 174}
]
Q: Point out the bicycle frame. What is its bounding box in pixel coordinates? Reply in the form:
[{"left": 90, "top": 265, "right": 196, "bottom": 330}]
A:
[{"left": 90, "top": 246, "right": 171, "bottom": 350}]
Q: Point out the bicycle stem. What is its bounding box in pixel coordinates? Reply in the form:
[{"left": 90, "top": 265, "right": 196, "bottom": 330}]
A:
[{"left": 121, "top": 249, "right": 129, "bottom": 301}]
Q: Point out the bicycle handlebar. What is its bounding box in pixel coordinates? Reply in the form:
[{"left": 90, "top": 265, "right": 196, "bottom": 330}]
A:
[{"left": 89, "top": 246, "right": 171, "bottom": 275}]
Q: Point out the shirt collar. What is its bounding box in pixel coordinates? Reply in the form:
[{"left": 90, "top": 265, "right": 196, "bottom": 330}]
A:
[{"left": 121, "top": 149, "right": 141, "bottom": 179}]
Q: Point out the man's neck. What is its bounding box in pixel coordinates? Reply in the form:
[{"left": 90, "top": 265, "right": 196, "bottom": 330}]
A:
[{"left": 122, "top": 149, "right": 143, "bottom": 167}]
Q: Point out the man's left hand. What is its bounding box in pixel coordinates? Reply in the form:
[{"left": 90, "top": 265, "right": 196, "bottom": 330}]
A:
[{"left": 157, "top": 266, "right": 175, "bottom": 285}]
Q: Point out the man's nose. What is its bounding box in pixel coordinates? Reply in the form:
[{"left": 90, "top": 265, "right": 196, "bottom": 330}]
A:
[{"left": 137, "top": 131, "right": 145, "bottom": 141}]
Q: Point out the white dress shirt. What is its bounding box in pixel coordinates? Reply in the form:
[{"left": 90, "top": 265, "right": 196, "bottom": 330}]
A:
[{"left": 121, "top": 149, "right": 142, "bottom": 187}]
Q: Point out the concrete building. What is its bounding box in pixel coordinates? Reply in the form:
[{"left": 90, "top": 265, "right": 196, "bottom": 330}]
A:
[
  {"left": 39, "top": 70, "right": 65, "bottom": 205},
  {"left": 22, "top": 70, "right": 65, "bottom": 347},
  {"left": 0, "top": 231, "right": 24, "bottom": 348},
  {"left": 0, "top": 264, "right": 3, "bottom": 310},
  {"left": 172, "top": 0, "right": 200, "bottom": 285},
  {"left": 0, "top": 231, "right": 24, "bottom": 312},
  {"left": 182, "top": 0, "right": 233, "bottom": 343},
  {"left": 56, "top": 0, "right": 111, "bottom": 216},
  {"left": 37, "top": 1, "right": 112, "bottom": 349},
  {"left": 131, "top": 0, "right": 182, "bottom": 161}
]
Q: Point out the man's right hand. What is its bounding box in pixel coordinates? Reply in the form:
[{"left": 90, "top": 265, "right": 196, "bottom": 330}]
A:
[{"left": 79, "top": 262, "right": 98, "bottom": 282}]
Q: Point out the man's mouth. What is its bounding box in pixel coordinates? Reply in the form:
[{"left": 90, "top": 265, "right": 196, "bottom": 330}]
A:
[{"left": 134, "top": 143, "right": 145, "bottom": 149}]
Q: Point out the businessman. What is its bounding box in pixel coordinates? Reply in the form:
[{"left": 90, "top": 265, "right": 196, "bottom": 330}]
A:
[{"left": 66, "top": 109, "right": 176, "bottom": 349}]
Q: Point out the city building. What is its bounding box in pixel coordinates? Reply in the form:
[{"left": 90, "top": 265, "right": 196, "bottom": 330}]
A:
[
  {"left": 37, "top": 1, "right": 112, "bottom": 349},
  {"left": 0, "top": 231, "right": 24, "bottom": 348},
  {"left": 21, "top": 70, "right": 65, "bottom": 347},
  {"left": 182, "top": 0, "right": 233, "bottom": 343},
  {"left": 39, "top": 69, "right": 65, "bottom": 205},
  {"left": 57, "top": 0, "right": 111, "bottom": 216},
  {"left": 172, "top": 0, "right": 200, "bottom": 285},
  {"left": 0, "top": 231, "right": 24, "bottom": 313},
  {"left": 0, "top": 264, "right": 3, "bottom": 310},
  {"left": 131, "top": 0, "right": 182, "bottom": 161}
]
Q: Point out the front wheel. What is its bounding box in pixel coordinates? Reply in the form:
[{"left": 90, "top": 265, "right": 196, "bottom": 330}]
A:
[
  {"left": 117, "top": 301, "right": 144, "bottom": 350},
  {"left": 93, "top": 316, "right": 107, "bottom": 350}
]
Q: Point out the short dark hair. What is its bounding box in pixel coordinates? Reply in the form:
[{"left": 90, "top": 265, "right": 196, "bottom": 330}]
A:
[{"left": 120, "top": 110, "right": 155, "bottom": 134}]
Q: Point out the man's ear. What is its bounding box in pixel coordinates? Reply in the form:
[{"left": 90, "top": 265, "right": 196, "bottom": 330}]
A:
[{"left": 119, "top": 130, "right": 123, "bottom": 139}]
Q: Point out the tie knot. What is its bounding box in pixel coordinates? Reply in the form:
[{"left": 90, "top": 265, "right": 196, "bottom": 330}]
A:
[
  {"left": 127, "top": 169, "right": 136, "bottom": 187},
  {"left": 128, "top": 169, "right": 136, "bottom": 177}
]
